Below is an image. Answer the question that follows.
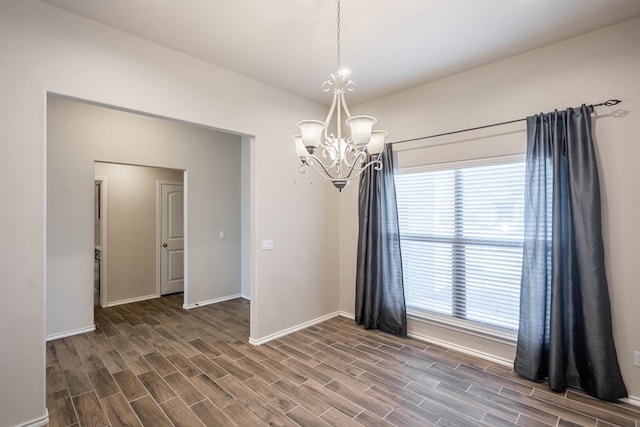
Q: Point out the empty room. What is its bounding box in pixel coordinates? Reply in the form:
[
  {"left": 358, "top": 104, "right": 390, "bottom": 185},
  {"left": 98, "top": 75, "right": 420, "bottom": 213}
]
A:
[{"left": 1, "top": 1, "right": 640, "bottom": 426}]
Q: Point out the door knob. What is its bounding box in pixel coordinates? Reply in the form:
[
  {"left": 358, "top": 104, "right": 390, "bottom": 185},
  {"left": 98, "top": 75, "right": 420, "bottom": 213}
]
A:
[{"left": 162, "top": 243, "right": 168, "bottom": 247}]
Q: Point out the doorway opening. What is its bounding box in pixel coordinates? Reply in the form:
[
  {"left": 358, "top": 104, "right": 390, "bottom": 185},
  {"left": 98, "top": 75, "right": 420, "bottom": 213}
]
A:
[
  {"left": 93, "top": 162, "right": 185, "bottom": 308},
  {"left": 46, "top": 94, "right": 252, "bottom": 344}
]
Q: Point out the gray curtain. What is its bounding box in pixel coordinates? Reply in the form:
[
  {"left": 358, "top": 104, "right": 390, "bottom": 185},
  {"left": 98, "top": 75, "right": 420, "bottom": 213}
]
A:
[
  {"left": 355, "top": 144, "right": 407, "bottom": 336},
  {"left": 514, "top": 105, "right": 627, "bottom": 401}
]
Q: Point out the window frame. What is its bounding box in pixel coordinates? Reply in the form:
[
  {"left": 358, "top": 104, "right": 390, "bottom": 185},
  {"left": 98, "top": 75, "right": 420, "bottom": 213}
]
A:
[{"left": 396, "top": 154, "right": 525, "bottom": 344}]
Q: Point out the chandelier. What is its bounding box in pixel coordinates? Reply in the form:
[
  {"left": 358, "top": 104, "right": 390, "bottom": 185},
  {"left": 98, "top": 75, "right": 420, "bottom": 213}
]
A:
[{"left": 292, "top": 0, "right": 387, "bottom": 191}]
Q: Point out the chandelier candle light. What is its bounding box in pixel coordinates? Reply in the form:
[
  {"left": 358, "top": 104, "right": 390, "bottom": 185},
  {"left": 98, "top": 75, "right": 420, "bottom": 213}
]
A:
[{"left": 293, "top": 0, "right": 387, "bottom": 191}]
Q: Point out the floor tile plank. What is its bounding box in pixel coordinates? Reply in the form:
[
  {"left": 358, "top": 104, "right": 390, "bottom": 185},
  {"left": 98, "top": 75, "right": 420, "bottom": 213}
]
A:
[
  {"left": 189, "top": 353, "right": 227, "bottom": 379},
  {"left": 163, "top": 371, "right": 205, "bottom": 405},
  {"left": 325, "top": 380, "right": 394, "bottom": 419},
  {"left": 191, "top": 398, "right": 235, "bottom": 427},
  {"left": 46, "top": 365, "right": 68, "bottom": 396},
  {"left": 253, "top": 403, "right": 301, "bottom": 427},
  {"left": 384, "top": 408, "right": 438, "bottom": 427},
  {"left": 191, "top": 373, "right": 236, "bottom": 408},
  {"left": 222, "top": 401, "right": 268, "bottom": 426},
  {"left": 166, "top": 353, "right": 203, "bottom": 378},
  {"left": 100, "top": 349, "right": 129, "bottom": 374},
  {"left": 64, "top": 366, "right": 94, "bottom": 397},
  {"left": 100, "top": 393, "right": 142, "bottom": 427},
  {"left": 286, "top": 405, "right": 333, "bottom": 427},
  {"left": 244, "top": 377, "right": 298, "bottom": 413},
  {"left": 159, "top": 397, "right": 205, "bottom": 426},
  {"left": 211, "top": 353, "right": 254, "bottom": 381},
  {"left": 301, "top": 379, "right": 363, "bottom": 418},
  {"left": 129, "top": 395, "right": 173, "bottom": 427},
  {"left": 137, "top": 370, "right": 176, "bottom": 403},
  {"left": 272, "top": 378, "right": 333, "bottom": 416},
  {"left": 72, "top": 391, "right": 109, "bottom": 427},
  {"left": 216, "top": 374, "right": 265, "bottom": 410},
  {"left": 188, "top": 338, "right": 223, "bottom": 358},
  {"left": 87, "top": 367, "right": 119, "bottom": 398},
  {"left": 143, "top": 351, "right": 177, "bottom": 377},
  {"left": 112, "top": 369, "right": 148, "bottom": 402},
  {"left": 46, "top": 389, "right": 77, "bottom": 427},
  {"left": 354, "top": 410, "right": 397, "bottom": 427},
  {"left": 320, "top": 407, "right": 364, "bottom": 427}
]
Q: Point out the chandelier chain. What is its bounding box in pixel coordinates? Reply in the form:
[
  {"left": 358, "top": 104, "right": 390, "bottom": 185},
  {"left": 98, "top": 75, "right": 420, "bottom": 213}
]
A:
[{"left": 336, "top": 0, "right": 341, "bottom": 71}]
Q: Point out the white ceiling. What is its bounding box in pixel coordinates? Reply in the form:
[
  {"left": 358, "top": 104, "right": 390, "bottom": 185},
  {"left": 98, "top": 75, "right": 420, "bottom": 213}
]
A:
[{"left": 42, "top": 0, "right": 640, "bottom": 105}]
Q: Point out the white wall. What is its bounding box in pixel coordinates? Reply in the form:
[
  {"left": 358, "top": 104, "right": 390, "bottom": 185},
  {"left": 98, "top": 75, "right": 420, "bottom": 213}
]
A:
[
  {"left": 0, "top": 1, "right": 339, "bottom": 426},
  {"left": 340, "top": 17, "right": 640, "bottom": 398},
  {"left": 93, "top": 163, "right": 185, "bottom": 306}
]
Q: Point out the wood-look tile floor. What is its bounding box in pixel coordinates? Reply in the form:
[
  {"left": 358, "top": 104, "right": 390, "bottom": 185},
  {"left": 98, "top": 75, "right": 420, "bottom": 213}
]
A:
[{"left": 46, "top": 294, "right": 640, "bottom": 426}]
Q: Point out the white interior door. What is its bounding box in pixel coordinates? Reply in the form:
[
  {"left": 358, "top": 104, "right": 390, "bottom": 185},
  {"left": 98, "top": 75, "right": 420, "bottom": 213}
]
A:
[{"left": 160, "top": 183, "right": 184, "bottom": 295}]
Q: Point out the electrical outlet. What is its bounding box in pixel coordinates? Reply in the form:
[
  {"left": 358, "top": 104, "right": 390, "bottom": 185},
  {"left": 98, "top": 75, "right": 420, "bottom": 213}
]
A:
[{"left": 634, "top": 351, "right": 640, "bottom": 368}]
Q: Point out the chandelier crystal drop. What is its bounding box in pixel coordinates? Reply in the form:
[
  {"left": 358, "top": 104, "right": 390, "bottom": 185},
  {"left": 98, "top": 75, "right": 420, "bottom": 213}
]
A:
[{"left": 293, "top": 0, "right": 386, "bottom": 191}]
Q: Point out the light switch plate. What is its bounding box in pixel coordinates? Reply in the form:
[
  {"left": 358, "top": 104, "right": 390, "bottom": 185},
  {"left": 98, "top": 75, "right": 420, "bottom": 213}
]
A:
[{"left": 261, "top": 239, "right": 274, "bottom": 251}]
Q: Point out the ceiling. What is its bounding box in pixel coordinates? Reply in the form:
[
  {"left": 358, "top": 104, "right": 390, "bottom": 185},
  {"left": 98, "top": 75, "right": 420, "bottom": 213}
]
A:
[{"left": 42, "top": 0, "right": 640, "bottom": 105}]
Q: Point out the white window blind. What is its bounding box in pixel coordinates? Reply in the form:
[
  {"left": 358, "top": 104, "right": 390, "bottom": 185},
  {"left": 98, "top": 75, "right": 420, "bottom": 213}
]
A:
[{"left": 395, "top": 157, "right": 525, "bottom": 332}]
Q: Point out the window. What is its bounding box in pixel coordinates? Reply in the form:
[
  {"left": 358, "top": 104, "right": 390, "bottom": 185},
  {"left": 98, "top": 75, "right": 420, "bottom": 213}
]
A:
[{"left": 395, "top": 157, "right": 525, "bottom": 333}]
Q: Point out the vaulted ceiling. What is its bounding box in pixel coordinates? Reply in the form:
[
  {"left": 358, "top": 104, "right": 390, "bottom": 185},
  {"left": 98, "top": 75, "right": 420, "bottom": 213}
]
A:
[{"left": 42, "top": 0, "right": 640, "bottom": 105}]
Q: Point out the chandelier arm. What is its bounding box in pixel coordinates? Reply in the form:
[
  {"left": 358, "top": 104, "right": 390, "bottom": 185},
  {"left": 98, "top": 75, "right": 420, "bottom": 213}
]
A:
[
  {"left": 341, "top": 147, "right": 364, "bottom": 170},
  {"left": 318, "top": 146, "right": 339, "bottom": 170},
  {"left": 306, "top": 153, "right": 341, "bottom": 180},
  {"left": 343, "top": 154, "right": 361, "bottom": 180},
  {"left": 299, "top": 162, "right": 335, "bottom": 183},
  {"left": 341, "top": 150, "right": 371, "bottom": 180},
  {"left": 341, "top": 144, "right": 365, "bottom": 168},
  {"left": 343, "top": 158, "right": 383, "bottom": 181}
]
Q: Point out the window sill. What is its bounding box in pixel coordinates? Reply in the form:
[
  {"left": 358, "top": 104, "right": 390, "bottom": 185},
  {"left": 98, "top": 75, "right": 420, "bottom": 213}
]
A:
[{"left": 406, "top": 308, "right": 518, "bottom": 347}]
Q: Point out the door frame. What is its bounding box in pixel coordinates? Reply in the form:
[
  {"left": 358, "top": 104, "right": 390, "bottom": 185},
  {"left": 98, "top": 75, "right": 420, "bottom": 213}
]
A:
[
  {"left": 156, "top": 178, "right": 186, "bottom": 300},
  {"left": 95, "top": 176, "right": 109, "bottom": 308}
]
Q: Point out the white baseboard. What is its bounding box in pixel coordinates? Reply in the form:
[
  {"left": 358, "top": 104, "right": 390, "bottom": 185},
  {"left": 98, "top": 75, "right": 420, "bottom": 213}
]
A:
[
  {"left": 105, "top": 293, "right": 159, "bottom": 308},
  {"left": 249, "top": 311, "right": 341, "bottom": 346},
  {"left": 408, "top": 330, "right": 514, "bottom": 368},
  {"left": 15, "top": 410, "right": 48, "bottom": 427},
  {"left": 407, "top": 329, "right": 639, "bottom": 406},
  {"left": 46, "top": 325, "right": 96, "bottom": 342},
  {"left": 409, "top": 329, "right": 640, "bottom": 406},
  {"left": 338, "top": 311, "right": 355, "bottom": 320},
  {"left": 183, "top": 293, "right": 242, "bottom": 310},
  {"left": 337, "top": 312, "right": 512, "bottom": 367}
]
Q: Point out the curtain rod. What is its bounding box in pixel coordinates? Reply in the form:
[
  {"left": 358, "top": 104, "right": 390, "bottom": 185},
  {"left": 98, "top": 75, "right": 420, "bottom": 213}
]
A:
[{"left": 388, "top": 99, "right": 622, "bottom": 145}]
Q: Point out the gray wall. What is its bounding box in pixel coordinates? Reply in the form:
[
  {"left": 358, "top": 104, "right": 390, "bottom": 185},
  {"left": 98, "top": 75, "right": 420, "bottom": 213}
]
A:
[{"left": 94, "top": 163, "right": 184, "bottom": 305}]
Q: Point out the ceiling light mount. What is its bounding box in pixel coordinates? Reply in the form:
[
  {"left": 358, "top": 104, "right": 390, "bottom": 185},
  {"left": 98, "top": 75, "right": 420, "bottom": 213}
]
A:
[{"left": 293, "top": 0, "right": 386, "bottom": 191}]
